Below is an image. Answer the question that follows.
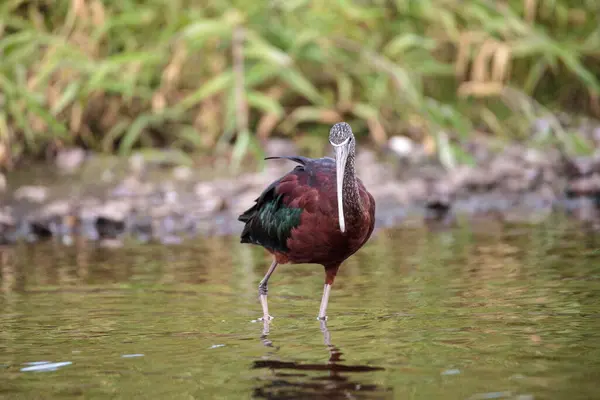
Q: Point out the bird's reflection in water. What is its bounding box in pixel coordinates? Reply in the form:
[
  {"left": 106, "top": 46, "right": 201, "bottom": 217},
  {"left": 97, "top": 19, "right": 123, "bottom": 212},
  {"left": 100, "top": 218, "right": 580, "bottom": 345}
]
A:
[{"left": 253, "top": 320, "right": 391, "bottom": 399}]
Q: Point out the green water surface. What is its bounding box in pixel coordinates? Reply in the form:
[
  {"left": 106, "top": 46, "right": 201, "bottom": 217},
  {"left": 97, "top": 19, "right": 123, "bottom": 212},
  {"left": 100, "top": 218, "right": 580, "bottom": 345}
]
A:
[{"left": 1, "top": 216, "right": 599, "bottom": 399}]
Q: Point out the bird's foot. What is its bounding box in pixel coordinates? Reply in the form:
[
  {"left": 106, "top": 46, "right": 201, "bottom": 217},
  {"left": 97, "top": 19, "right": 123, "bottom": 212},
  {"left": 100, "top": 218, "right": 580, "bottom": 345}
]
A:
[{"left": 259, "top": 314, "right": 274, "bottom": 321}]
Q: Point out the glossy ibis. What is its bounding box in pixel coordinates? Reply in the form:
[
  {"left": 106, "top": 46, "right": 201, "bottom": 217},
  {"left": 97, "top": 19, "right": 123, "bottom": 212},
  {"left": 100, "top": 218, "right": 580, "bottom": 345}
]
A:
[{"left": 238, "top": 122, "right": 376, "bottom": 321}]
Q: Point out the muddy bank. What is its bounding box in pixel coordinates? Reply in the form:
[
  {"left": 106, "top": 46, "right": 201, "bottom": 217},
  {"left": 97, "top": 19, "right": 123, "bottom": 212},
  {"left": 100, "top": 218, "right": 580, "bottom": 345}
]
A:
[{"left": 1, "top": 137, "right": 600, "bottom": 246}]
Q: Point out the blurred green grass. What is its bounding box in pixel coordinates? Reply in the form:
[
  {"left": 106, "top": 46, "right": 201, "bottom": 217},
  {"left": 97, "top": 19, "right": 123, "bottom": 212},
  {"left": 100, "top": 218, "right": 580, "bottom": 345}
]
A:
[{"left": 1, "top": 0, "right": 599, "bottom": 168}]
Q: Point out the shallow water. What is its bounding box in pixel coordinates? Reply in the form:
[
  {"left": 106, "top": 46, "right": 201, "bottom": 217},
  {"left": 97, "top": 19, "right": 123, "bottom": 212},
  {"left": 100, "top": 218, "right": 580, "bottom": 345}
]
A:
[{"left": 1, "top": 215, "right": 599, "bottom": 399}]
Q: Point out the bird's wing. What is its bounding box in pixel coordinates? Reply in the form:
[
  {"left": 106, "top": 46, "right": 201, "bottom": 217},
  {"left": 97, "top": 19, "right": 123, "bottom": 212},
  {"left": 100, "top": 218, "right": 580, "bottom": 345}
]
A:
[{"left": 238, "top": 157, "right": 327, "bottom": 253}]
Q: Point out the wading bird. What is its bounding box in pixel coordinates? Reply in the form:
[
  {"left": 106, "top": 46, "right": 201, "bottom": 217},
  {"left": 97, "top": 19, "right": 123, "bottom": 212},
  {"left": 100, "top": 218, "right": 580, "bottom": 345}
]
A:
[{"left": 238, "top": 122, "right": 376, "bottom": 321}]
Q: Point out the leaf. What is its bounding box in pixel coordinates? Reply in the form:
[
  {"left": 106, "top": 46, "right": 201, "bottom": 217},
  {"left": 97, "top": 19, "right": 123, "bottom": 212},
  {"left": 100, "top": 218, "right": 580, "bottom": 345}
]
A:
[
  {"left": 174, "top": 125, "right": 205, "bottom": 149},
  {"left": 23, "top": 98, "right": 68, "bottom": 137},
  {"left": 278, "top": 68, "right": 324, "bottom": 105},
  {"left": 118, "top": 113, "right": 172, "bottom": 155},
  {"left": 566, "top": 131, "right": 594, "bottom": 156},
  {"left": 231, "top": 129, "right": 251, "bottom": 172},
  {"left": 91, "top": 9, "right": 157, "bottom": 40},
  {"left": 245, "top": 63, "right": 279, "bottom": 88},
  {"left": 246, "top": 91, "right": 284, "bottom": 117},
  {"left": 102, "top": 120, "right": 130, "bottom": 152},
  {"left": 436, "top": 131, "right": 456, "bottom": 170},
  {"left": 180, "top": 19, "right": 233, "bottom": 48},
  {"left": 51, "top": 82, "right": 80, "bottom": 115},
  {"left": 291, "top": 107, "right": 341, "bottom": 123},
  {"left": 0, "top": 30, "right": 37, "bottom": 53},
  {"left": 350, "top": 103, "right": 378, "bottom": 120},
  {"left": 336, "top": 73, "right": 353, "bottom": 107},
  {"left": 7, "top": 101, "right": 34, "bottom": 148},
  {"left": 0, "top": 112, "right": 10, "bottom": 142},
  {"left": 523, "top": 59, "right": 548, "bottom": 94},
  {"left": 384, "top": 34, "right": 435, "bottom": 57},
  {"left": 175, "top": 71, "right": 233, "bottom": 112},
  {"left": 281, "top": 106, "right": 341, "bottom": 133},
  {"left": 245, "top": 32, "right": 293, "bottom": 66},
  {"left": 560, "top": 52, "right": 600, "bottom": 95}
]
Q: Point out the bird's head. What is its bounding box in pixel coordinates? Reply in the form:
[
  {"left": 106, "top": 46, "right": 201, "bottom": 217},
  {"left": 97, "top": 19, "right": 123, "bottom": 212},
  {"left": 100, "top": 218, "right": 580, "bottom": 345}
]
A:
[
  {"left": 329, "top": 122, "right": 355, "bottom": 234},
  {"left": 328, "top": 122, "right": 354, "bottom": 147}
]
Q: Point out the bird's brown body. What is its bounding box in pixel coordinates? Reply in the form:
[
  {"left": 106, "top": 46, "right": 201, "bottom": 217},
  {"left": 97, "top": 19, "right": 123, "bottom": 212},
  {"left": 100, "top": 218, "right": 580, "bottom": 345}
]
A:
[
  {"left": 241, "top": 156, "right": 375, "bottom": 283},
  {"left": 239, "top": 122, "right": 376, "bottom": 320}
]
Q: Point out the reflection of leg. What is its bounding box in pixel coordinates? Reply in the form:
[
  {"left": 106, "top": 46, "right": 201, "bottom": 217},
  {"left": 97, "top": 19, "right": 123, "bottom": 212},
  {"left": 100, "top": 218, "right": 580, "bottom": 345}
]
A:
[
  {"left": 320, "top": 319, "right": 342, "bottom": 367},
  {"left": 261, "top": 319, "right": 273, "bottom": 347},
  {"left": 258, "top": 259, "right": 278, "bottom": 321},
  {"left": 317, "top": 264, "right": 339, "bottom": 321}
]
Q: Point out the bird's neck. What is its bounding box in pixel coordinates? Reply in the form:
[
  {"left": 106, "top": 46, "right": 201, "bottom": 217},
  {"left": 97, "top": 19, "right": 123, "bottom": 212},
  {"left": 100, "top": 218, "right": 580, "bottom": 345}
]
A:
[{"left": 342, "top": 152, "right": 363, "bottom": 218}]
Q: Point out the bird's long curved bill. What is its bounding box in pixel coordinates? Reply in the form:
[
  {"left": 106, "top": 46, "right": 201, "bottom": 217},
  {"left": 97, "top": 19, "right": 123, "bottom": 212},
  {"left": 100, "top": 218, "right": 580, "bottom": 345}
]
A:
[{"left": 333, "top": 142, "right": 349, "bottom": 233}]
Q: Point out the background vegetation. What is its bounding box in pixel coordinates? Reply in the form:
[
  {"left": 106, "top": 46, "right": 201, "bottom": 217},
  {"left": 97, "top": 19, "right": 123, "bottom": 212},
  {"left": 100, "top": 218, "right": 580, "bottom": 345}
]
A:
[{"left": 1, "top": 0, "right": 599, "bottom": 170}]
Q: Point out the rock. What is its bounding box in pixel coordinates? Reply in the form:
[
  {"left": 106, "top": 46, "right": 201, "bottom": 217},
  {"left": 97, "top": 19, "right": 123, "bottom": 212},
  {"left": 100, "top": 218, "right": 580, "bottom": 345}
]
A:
[
  {"left": 232, "top": 191, "right": 258, "bottom": 216},
  {"left": 524, "top": 167, "right": 543, "bottom": 189},
  {"left": 27, "top": 200, "right": 80, "bottom": 240},
  {"left": 80, "top": 218, "right": 100, "bottom": 241},
  {"left": 565, "top": 196, "right": 599, "bottom": 224},
  {"left": 371, "top": 179, "right": 426, "bottom": 206},
  {"left": 242, "top": 173, "right": 272, "bottom": 189},
  {"left": 101, "top": 169, "right": 114, "bottom": 183},
  {"left": 194, "top": 182, "right": 227, "bottom": 213},
  {"left": 111, "top": 176, "right": 154, "bottom": 198},
  {"left": 96, "top": 216, "right": 126, "bottom": 239},
  {"left": 56, "top": 147, "right": 86, "bottom": 172},
  {"left": 424, "top": 180, "right": 455, "bottom": 222},
  {"left": 532, "top": 117, "right": 552, "bottom": 135},
  {"left": 388, "top": 136, "right": 415, "bottom": 158},
  {"left": 160, "top": 235, "right": 183, "bottom": 245},
  {"left": 129, "top": 153, "right": 145, "bottom": 174},
  {"left": 129, "top": 149, "right": 190, "bottom": 172},
  {"left": 149, "top": 204, "right": 174, "bottom": 220},
  {"left": 405, "top": 178, "right": 428, "bottom": 201},
  {"left": 451, "top": 167, "right": 496, "bottom": 193},
  {"left": 0, "top": 208, "right": 15, "bottom": 244},
  {"left": 489, "top": 157, "right": 523, "bottom": 180},
  {"left": 97, "top": 200, "right": 132, "bottom": 222},
  {"left": 356, "top": 150, "right": 395, "bottom": 186},
  {"left": 78, "top": 200, "right": 132, "bottom": 239},
  {"left": 38, "top": 200, "right": 72, "bottom": 219},
  {"left": 566, "top": 174, "right": 600, "bottom": 197},
  {"left": 593, "top": 127, "right": 600, "bottom": 144},
  {"left": 157, "top": 181, "right": 180, "bottom": 206},
  {"left": 561, "top": 155, "right": 600, "bottom": 179},
  {"left": 0, "top": 208, "right": 14, "bottom": 225},
  {"left": 523, "top": 148, "right": 549, "bottom": 167},
  {"left": 464, "top": 136, "right": 494, "bottom": 164},
  {"left": 14, "top": 185, "right": 48, "bottom": 203},
  {"left": 31, "top": 220, "right": 57, "bottom": 239},
  {"left": 99, "top": 238, "right": 124, "bottom": 248},
  {"left": 172, "top": 166, "right": 192, "bottom": 181},
  {"left": 195, "top": 181, "right": 219, "bottom": 198},
  {"left": 148, "top": 212, "right": 194, "bottom": 244},
  {"left": 571, "top": 156, "right": 597, "bottom": 176},
  {"left": 129, "top": 215, "right": 153, "bottom": 243}
]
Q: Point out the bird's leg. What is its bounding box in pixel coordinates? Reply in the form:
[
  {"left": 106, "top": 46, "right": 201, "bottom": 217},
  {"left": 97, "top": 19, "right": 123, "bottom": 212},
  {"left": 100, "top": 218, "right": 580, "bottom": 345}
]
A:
[
  {"left": 258, "top": 259, "right": 278, "bottom": 321},
  {"left": 317, "top": 265, "right": 340, "bottom": 321}
]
